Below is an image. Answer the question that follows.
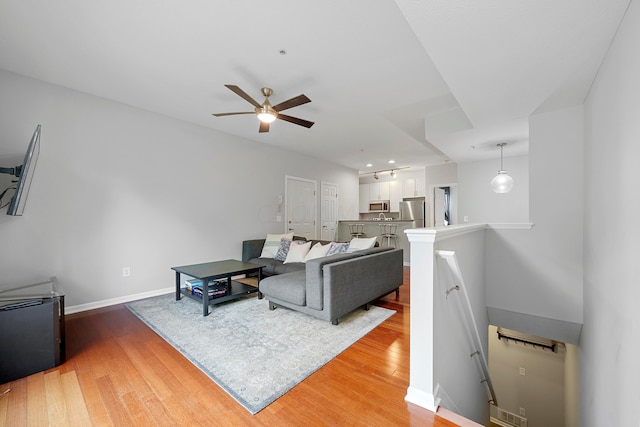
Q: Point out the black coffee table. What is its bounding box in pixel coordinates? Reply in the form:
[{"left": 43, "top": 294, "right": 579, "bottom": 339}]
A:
[{"left": 172, "top": 259, "right": 264, "bottom": 316}]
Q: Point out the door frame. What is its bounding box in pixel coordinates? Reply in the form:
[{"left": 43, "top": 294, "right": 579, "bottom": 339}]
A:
[{"left": 428, "top": 182, "right": 457, "bottom": 227}]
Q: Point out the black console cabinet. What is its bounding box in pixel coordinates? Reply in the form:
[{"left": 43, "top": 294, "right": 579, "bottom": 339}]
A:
[{"left": 0, "top": 278, "right": 65, "bottom": 384}]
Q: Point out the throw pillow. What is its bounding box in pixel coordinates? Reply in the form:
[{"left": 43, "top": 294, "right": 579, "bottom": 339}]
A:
[
  {"left": 260, "top": 232, "right": 294, "bottom": 258},
  {"left": 274, "top": 238, "right": 293, "bottom": 262},
  {"left": 347, "top": 236, "right": 377, "bottom": 252},
  {"left": 283, "top": 241, "right": 312, "bottom": 264},
  {"left": 327, "top": 242, "right": 349, "bottom": 256},
  {"left": 304, "top": 242, "right": 331, "bottom": 262}
]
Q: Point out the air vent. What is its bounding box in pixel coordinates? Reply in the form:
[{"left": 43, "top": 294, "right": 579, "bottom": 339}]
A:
[{"left": 492, "top": 407, "right": 527, "bottom": 427}]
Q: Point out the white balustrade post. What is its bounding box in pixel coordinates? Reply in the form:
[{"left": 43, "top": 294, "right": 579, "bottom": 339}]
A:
[{"left": 404, "top": 228, "right": 439, "bottom": 412}]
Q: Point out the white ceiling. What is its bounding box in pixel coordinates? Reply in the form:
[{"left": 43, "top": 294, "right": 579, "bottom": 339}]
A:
[{"left": 0, "top": 0, "right": 631, "bottom": 173}]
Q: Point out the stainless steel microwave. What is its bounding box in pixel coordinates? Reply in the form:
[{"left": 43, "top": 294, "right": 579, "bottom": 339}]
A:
[{"left": 369, "top": 200, "right": 390, "bottom": 212}]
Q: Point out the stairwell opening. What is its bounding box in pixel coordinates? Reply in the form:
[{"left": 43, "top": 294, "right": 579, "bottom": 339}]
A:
[{"left": 487, "top": 325, "right": 579, "bottom": 427}]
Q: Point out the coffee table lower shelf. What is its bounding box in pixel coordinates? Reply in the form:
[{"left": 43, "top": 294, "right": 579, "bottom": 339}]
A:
[
  {"left": 179, "top": 280, "right": 257, "bottom": 306},
  {"left": 171, "top": 259, "right": 264, "bottom": 316}
]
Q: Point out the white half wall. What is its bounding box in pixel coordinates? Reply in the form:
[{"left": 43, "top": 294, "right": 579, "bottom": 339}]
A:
[
  {"left": 0, "top": 69, "right": 359, "bottom": 309},
  {"left": 582, "top": 1, "right": 640, "bottom": 425},
  {"left": 406, "top": 225, "right": 489, "bottom": 425}
]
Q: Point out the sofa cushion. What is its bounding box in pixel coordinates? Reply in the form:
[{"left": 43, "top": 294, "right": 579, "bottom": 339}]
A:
[
  {"left": 304, "top": 242, "right": 332, "bottom": 262},
  {"left": 248, "top": 257, "right": 279, "bottom": 276},
  {"left": 272, "top": 261, "right": 305, "bottom": 275},
  {"left": 327, "top": 242, "right": 349, "bottom": 256},
  {"left": 347, "top": 236, "right": 377, "bottom": 252},
  {"left": 260, "top": 232, "right": 294, "bottom": 258},
  {"left": 284, "top": 241, "right": 312, "bottom": 263},
  {"left": 260, "top": 270, "right": 307, "bottom": 306},
  {"left": 274, "top": 238, "right": 293, "bottom": 262}
]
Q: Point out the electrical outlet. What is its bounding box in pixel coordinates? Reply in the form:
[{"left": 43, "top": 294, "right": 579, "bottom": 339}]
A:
[
  {"left": 122, "top": 267, "right": 131, "bottom": 277},
  {"left": 519, "top": 407, "right": 526, "bottom": 417},
  {"left": 463, "top": 215, "right": 469, "bottom": 222},
  {"left": 519, "top": 367, "right": 526, "bottom": 376}
]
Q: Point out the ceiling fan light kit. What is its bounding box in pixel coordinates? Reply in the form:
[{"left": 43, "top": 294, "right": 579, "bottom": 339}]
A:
[
  {"left": 213, "top": 85, "right": 314, "bottom": 133},
  {"left": 491, "top": 143, "right": 514, "bottom": 193},
  {"left": 257, "top": 106, "right": 277, "bottom": 123}
]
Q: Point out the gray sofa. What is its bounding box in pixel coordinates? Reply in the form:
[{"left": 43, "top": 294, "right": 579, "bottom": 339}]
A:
[
  {"left": 242, "top": 238, "right": 403, "bottom": 324},
  {"left": 242, "top": 237, "right": 326, "bottom": 276}
]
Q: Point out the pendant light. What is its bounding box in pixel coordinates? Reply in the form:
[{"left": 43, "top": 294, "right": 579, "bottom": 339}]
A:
[{"left": 491, "top": 143, "right": 514, "bottom": 193}]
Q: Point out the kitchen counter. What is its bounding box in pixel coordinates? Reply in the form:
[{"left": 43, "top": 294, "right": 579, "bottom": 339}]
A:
[
  {"left": 338, "top": 220, "right": 421, "bottom": 264},
  {"left": 339, "top": 219, "right": 415, "bottom": 222}
]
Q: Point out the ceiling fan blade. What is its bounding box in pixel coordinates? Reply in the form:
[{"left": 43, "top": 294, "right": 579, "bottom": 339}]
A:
[
  {"left": 272, "top": 94, "right": 311, "bottom": 112},
  {"left": 277, "top": 113, "right": 314, "bottom": 128},
  {"left": 224, "top": 84, "right": 262, "bottom": 108},
  {"left": 259, "top": 121, "right": 270, "bottom": 133},
  {"left": 212, "top": 111, "right": 254, "bottom": 117}
]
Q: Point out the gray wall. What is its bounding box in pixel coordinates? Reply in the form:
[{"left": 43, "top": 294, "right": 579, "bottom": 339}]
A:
[
  {"left": 582, "top": 1, "right": 640, "bottom": 425},
  {"left": 0, "top": 69, "right": 359, "bottom": 309}
]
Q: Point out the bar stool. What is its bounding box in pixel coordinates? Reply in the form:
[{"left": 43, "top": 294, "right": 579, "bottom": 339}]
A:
[
  {"left": 349, "top": 223, "right": 365, "bottom": 238},
  {"left": 379, "top": 223, "right": 398, "bottom": 248}
]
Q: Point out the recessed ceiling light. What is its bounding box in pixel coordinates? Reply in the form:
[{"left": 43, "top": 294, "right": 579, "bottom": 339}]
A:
[
  {"left": 366, "top": 163, "right": 373, "bottom": 167},
  {"left": 388, "top": 160, "right": 396, "bottom": 164}
]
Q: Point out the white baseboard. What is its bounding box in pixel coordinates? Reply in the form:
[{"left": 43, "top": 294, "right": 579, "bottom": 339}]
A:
[
  {"left": 405, "top": 386, "right": 439, "bottom": 412},
  {"left": 65, "top": 287, "right": 174, "bottom": 314}
]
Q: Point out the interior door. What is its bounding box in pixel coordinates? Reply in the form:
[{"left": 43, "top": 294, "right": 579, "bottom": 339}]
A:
[
  {"left": 320, "top": 182, "right": 338, "bottom": 241},
  {"left": 434, "top": 187, "right": 446, "bottom": 226},
  {"left": 285, "top": 176, "right": 317, "bottom": 239}
]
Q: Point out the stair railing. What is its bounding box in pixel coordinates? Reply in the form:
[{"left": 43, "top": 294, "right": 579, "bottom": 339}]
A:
[{"left": 436, "top": 250, "right": 498, "bottom": 407}]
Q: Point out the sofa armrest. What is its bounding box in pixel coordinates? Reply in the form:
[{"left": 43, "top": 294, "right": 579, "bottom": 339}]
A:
[
  {"left": 242, "top": 239, "right": 266, "bottom": 262},
  {"left": 323, "top": 249, "right": 403, "bottom": 322}
]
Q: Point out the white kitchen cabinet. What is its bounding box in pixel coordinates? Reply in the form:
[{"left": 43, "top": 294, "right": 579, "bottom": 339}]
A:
[
  {"left": 403, "top": 176, "right": 425, "bottom": 198},
  {"left": 369, "top": 181, "right": 390, "bottom": 200},
  {"left": 359, "top": 184, "right": 370, "bottom": 213},
  {"left": 389, "top": 180, "right": 402, "bottom": 212}
]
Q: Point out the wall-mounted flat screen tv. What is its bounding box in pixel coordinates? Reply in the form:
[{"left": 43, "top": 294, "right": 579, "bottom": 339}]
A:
[{"left": 5, "top": 125, "right": 41, "bottom": 216}]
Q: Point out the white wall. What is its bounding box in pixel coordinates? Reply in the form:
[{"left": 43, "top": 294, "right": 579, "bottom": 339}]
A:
[
  {"left": 582, "top": 1, "right": 640, "bottom": 425},
  {"left": 0, "top": 70, "right": 359, "bottom": 309},
  {"left": 457, "top": 155, "right": 529, "bottom": 224},
  {"left": 425, "top": 162, "right": 457, "bottom": 186},
  {"left": 484, "top": 106, "right": 584, "bottom": 331}
]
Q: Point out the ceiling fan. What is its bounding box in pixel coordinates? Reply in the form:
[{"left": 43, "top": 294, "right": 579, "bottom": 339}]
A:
[{"left": 212, "top": 84, "right": 314, "bottom": 133}]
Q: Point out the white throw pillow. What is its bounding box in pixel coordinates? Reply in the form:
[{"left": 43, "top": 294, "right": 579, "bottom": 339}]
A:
[
  {"left": 347, "top": 236, "right": 377, "bottom": 252},
  {"left": 284, "top": 241, "right": 312, "bottom": 264},
  {"left": 260, "top": 232, "right": 294, "bottom": 258},
  {"left": 304, "top": 242, "right": 331, "bottom": 262}
]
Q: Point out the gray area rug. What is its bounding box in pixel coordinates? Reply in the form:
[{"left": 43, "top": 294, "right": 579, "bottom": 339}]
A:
[{"left": 126, "top": 294, "right": 394, "bottom": 414}]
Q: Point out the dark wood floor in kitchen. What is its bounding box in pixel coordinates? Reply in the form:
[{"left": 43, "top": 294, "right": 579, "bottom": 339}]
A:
[{"left": 0, "top": 267, "right": 460, "bottom": 426}]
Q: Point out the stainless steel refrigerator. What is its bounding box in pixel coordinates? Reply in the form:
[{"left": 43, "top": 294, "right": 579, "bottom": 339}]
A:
[{"left": 399, "top": 198, "right": 427, "bottom": 227}]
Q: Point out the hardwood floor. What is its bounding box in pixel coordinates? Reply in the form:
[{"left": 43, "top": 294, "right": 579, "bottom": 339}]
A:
[{"left": 0, "top": 268, "right": 460, "bottom": 426}]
